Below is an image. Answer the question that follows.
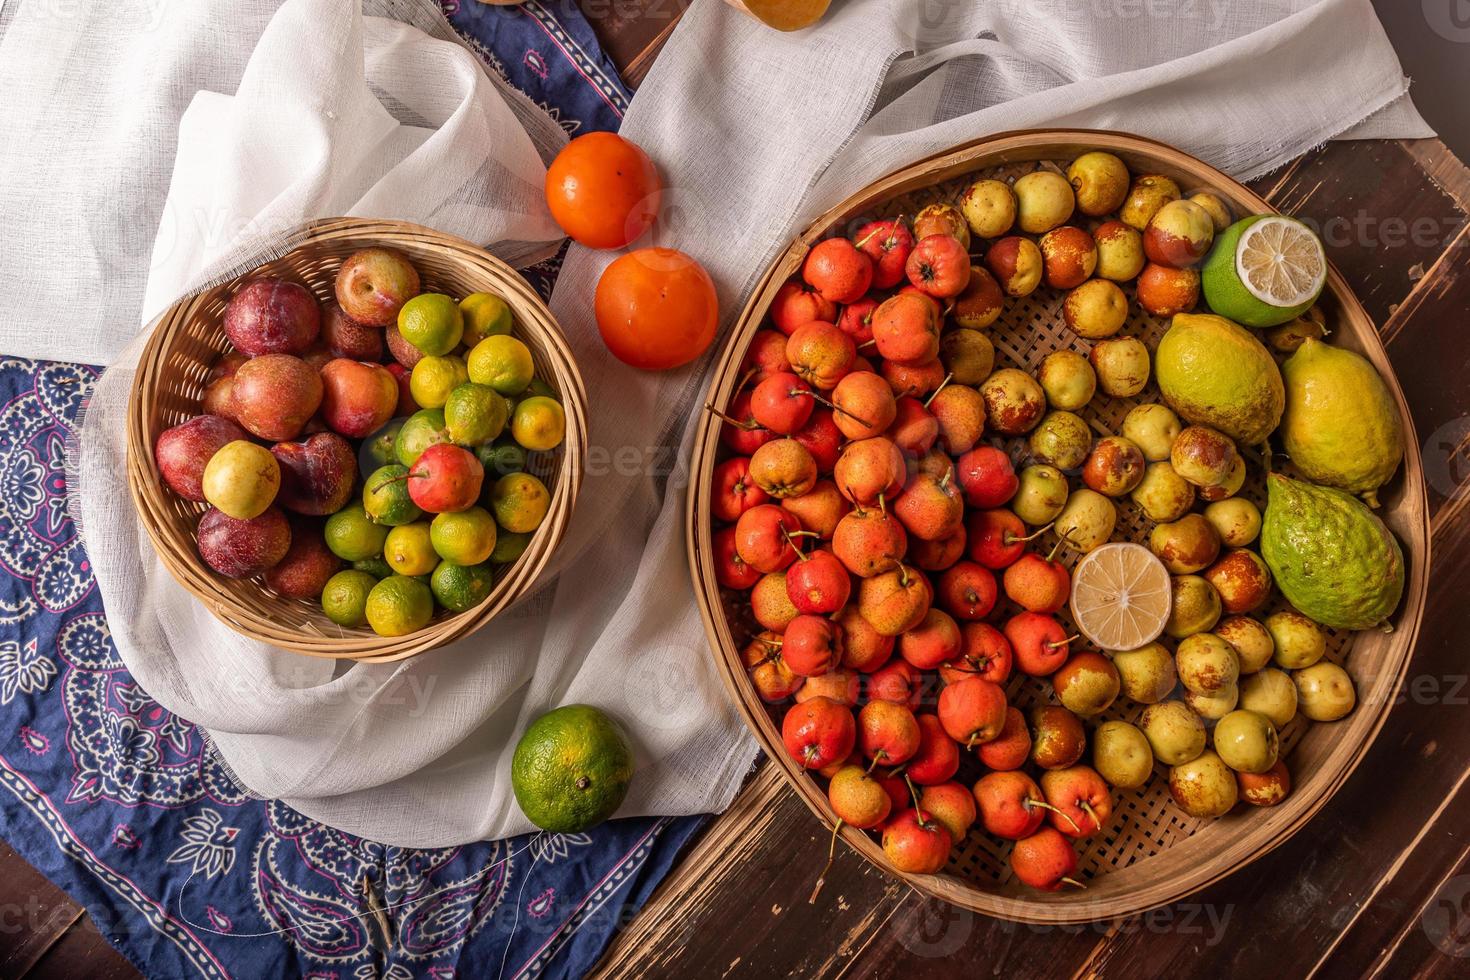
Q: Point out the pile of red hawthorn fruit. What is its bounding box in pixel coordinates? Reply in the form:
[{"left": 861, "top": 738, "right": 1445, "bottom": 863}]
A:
[{"left": 709, "top": 203, "right": 1130, "bottom": 893}]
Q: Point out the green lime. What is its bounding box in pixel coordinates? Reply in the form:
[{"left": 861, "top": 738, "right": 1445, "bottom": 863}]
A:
[
  {"left": 384, "top": 522, "right": 437, "bottom": 576},
  {"left": 460, "top": 292, "right": 514, "bottom": 346},
  {"left": 444, "top": 382, "right": 509, "bottom": 446},
  {"left": 489, "top": 472, "right": 550, "bottom": 533},
  {"left": 396, "top": 408, "right": 452, "bottom": 467},
  {"left": 397, "top": 293, "right": 464, "bottom": 356},
  {"left": 1202, "top": 215, "right": 1326, "bottom": 328},
  {"left": 430, "top": 560, "right": 496, "bottom": 612},
  {"left": 511, "top": 395, "right": 566, "bottom": 452},
  {"left": 365, "top": 575, "right": 435, "bottom": 637},
  {"left": 490, "top": 529, "right": 533, "bottom": 564},
  {"left": 321, "top": 570, "right": 378, "bottom": 627},
  {"left": 352, "top": 557, "right": 394, "bottom": 579},
  {"left": 467, "top": 335, "right": 535, "bottom": 395},
  {"left": 325, "top": 503, "right": 390, "bottom": 561},
  {"left": 364, "top": 418, "right": 406, "bottom": 470},
  {"left": 475, "top": 440, "right": 527, "bottom": 477},
  {"left": 511, "top": 705, "right": 633, "bottom": 832},
  {"left": 410, "top": 355, "right": 470, "bottom": 409},
  {"left": 430, "top": 506, "right": 498, "bottom": 565},
  {"left": 523, "top": 378, "right": 559, "bottom": 402},
  {"left": 364, "top": 464, "right": 423, "bottom": 526}
]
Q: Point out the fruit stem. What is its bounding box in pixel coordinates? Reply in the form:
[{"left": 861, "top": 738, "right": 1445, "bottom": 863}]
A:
[
  {"left": 1079, "top": 801, "right": 1100, "bottom": 830},
  {"left": 923, "top": 373, "right": 954, "bottom": 409},
  {"left": 705, "top": 403, "right": 758, "bottom": 431},
  {"left": 809, "top": 818, "right": 844, "bottom": 905},
  {"left": 814, "top": 391, "right": 876, "bottom": 431},
  {"left": 1006, "top": 522, "right": 1054, "bottom": 546},
  {"left": 1060, "top": 876, "right": 1087, "bottom": 890},
  {"left": 1045, "top": 529, "right": 1074, "bottom": 563},
  {"left": 1027, "top": 798, "right": 1082, "bottom": 835},
  {"left": 904, "top": 774, "right": 924, "bottom": 820},
  {"left": 1046, "top": 634, "right": 1081, "bottom": 650}
]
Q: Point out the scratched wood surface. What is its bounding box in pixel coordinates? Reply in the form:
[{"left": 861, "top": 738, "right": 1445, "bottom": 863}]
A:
[{"left": 6, "top": 7, "right": 1470, "bottom": 979}]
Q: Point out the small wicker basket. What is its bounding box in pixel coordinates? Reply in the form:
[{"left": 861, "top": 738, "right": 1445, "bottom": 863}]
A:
[{"left": 126, "top": 217, "right": 586, "bottom": 662}]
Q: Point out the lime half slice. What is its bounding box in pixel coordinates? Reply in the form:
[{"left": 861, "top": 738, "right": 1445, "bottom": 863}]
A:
[
  {"left": 1203, "top": 215, "right": 1326, "bottom": 327},
  {"left": 1069, "top": 542, "right": 1172, "bottom": 651}
]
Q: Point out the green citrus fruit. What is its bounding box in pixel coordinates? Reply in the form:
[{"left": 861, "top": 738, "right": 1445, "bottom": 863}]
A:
[
  {"left": 321, "top": 570, "right": 378, "bottom": 627},
  {"left": 365, "top": 575, "right": 435, "bottom": 637},
  {"left": 489, "top": 472, "right": 550, "bottom": 533},
  {"left": 430, "top": 560, "right": 496, "bottom": 612},
  {"left": 490, "top": 529, "right": 533, "bottom": 564},
  {"left": 459, "top": 292, "right": 514, "bottom": 346},
  {"left": 430, "top": 506, "right": 498, "bottom": 565},
  {"left": 352, "top": 556, "right": 394, "bottom": 579},
  {"left": 395, "top": 408, "right": 452, "bottom": 466},
  {"left": 364, "top": 418, "right": 406, "bottom": 470},
  {"left": 384, "top": 522, "right": 437, "bottom": 576},
  {"left": 511, "top": 396, "right": 566, "bottom": 452},
  {"left": 1202, "top": 216, "right": 1326, "bottom": 328},
  {"left": 410, "top": 355, "right": 469, "bottom": 410},
  {"left": 510, "top": 704, "right": 634, "bottom": 833},
  {"left": 363, "top": 464, "right": 423, "bottom": 526},
  {"left": 475, "top": 440, "right": 527, "bottom": 477},
  {"left": 467, "top": 335, "right": 535, "bottom": 395},
  {"left": 325, "top": 503, "right": 390, "bottom": 560},
  {"left": 397, "top": 293, "right": 464, "bottom": 356},
  {"left": 444, "top": 382, "right": 509, "bottom": 446}
]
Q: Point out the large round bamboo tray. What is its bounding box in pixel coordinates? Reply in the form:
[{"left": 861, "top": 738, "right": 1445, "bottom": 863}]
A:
[
  {"left": 127, "top": 218, "right": 587, "bottom": 662},
  {"left": 686, "top": 130, "right": 1429, "bottom": 922}
]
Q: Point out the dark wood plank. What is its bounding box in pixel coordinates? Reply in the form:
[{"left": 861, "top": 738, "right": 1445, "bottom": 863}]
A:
[
  {"left": 26, "top": 914, "right": 138, "bottom": 980},
  {"left": 0, "top": 841, "right": 88, "bottom": 978},
  {"left": 594, "top": 765, "right": 913, "bottom": 978}
]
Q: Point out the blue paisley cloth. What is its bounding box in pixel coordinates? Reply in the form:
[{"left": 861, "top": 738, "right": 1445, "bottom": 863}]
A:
[{"left": 0, "top": 4, "right": 709, "bottom": 978}]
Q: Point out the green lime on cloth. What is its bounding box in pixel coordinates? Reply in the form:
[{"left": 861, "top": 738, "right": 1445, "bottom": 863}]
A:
[{"left": 511, "top": 705, "right": 634, "bottom": 833}]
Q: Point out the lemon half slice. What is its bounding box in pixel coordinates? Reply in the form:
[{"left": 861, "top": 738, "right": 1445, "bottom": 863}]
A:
[{"left": 1069, "top": 542, "right": 1172, "bottom": 651}]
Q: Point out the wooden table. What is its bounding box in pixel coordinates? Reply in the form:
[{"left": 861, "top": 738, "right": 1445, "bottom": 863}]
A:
[{"left": 7, "top": 6, "right": 1470, "bottom": 978}]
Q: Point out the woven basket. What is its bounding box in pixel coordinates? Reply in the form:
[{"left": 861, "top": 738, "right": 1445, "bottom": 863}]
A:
[
  {"left": 126, "top": 217, "right": 586, "bottom": 662},
  {"left": 686, "top": 131, "right": 1430, "bottom": 922}
]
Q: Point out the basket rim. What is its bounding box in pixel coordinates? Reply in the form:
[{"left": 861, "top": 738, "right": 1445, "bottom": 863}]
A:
[
  {"left": 684, "top": 127, "right": 1431, "bottom": 923},
  {"left": 124, "top": 216, "right": 588, "bottom": 661}
]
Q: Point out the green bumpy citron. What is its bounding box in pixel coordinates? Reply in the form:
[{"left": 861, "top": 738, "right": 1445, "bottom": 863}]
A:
[
  {"left": 321, "top": 570, "right": 379, "bottom": 627},
  {"left": 430, "top": 560, "right": 496, "bottom": 612},
  {"left": 459, "top": 292, "right": 514, "bottom": 346},
  {"left": 397, "top": 293, "right": 464, "bottom": 356},
  {"left": 325, "top": 503, "right": 390, "bottom": 561},
  {"left": 1280, "top": 338, "right": 1404, "bottom": 507},
  {"left": 1260, "top": 474, "right": 1405, "bottom": 630},
  {"left": 364, "top": 575, "right": 435, "bottom": 637},
  {"left": 511, "top": 704, "right": 634, "bottom": 833},
  {"left": 444, "top": 382, "right": 509, "bottom": 446},
  {"left": 363, "top": 464, "right": 423, "bottom": 526},
  {"left": 395, "top": 408, "right": 452, "bottom": 467},
  {"left": 384, "top": 522, "right": 437, "bottom": 576},
  {"left": 467, "top": 335, "right": 535, "bottom": 395},
  {"left": 511, "top": 395, "right": 566, "bottom": 452},
  {"left": 1154, "top": 313, "right": 1284, "bottom": 446},
  {"left": 490, "top": 530, "right": 533, "bottom": 564},
  {"left": 489, "top": 472, "right": 550, "bottom": 533},
  {"left": 430, "top": 506, "right": 498, "bottom": 565}
]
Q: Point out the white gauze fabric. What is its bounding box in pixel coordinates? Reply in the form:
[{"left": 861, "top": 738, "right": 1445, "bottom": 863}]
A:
[{"left": 61, "top": 0, "right": 1428, "bottom": 846}]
